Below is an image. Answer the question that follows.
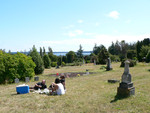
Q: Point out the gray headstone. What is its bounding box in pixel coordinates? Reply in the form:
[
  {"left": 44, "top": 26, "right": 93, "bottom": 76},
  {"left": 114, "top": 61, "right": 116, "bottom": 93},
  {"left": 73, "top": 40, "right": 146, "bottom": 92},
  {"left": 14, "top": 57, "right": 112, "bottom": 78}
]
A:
[
  {"left": 86, "top": 69, "right": 89, "bottom": 75},
  {"left": 106, "top": 58, "right": 112, "bottom": 71},
  {"left": 94, "top": 60, "right": 96, "bottom": 65},
  {"left": 121, "top": 60, "right": 131, "bottom": 83},
  {"left": 83, "top": 59, "right": 85, "bottom": 64},
  {"left": 34, "top": 76, "right": 39, "bottom": 81},
  {"left": 25, "top": 77, "right": 29, "bottom": 82},
  {"left": 15, "top": 78, "right": 19, "bottom": 83}
]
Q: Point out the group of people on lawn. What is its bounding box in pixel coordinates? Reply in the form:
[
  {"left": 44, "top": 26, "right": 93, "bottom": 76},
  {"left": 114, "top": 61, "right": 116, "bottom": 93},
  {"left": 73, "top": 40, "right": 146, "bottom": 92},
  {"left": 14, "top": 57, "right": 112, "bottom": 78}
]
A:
[{"left": 30, "top": 75, "right": 66, "bottom": 95}]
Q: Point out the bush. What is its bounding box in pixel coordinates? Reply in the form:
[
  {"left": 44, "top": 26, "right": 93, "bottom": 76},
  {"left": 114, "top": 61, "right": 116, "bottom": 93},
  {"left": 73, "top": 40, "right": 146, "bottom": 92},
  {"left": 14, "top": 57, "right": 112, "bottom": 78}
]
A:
[
  {"left": 110, "top": 55, "right": 120, "bottom": 62},
  {"left": 0, "top": 51, "right": 36, "bottom": 84},
  {"left": 120, "top": 59, "right": 137, "bottom": 67},
  {"left": 51, "top": 62, "right": 57, "bottom": 67},
  {"left": 29, "top": 46, "right": 44, "bottom": 74},
  {"left": 61, "top": 62, "right": 66, "bottom": 67},
  {"left": 146, "top": 50, "right": 150, "bottom": 63},
  {"left": 15, "top": 53, "right": 36, "bottom": 81}
]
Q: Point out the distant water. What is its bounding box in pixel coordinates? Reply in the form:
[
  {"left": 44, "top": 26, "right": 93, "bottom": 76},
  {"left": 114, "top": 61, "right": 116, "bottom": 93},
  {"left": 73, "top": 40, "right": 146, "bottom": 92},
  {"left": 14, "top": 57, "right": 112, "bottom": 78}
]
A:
[
  {"left": 11, "top": 51, "right": 92, "bottom": 56},
  {"left": 53, "top": 51, "right": 92, "bottom": 56}
]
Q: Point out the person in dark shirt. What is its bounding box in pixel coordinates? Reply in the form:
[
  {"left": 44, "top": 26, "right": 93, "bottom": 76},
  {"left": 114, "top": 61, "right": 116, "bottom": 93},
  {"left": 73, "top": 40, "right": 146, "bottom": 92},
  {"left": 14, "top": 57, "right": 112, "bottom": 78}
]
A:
[
  {"left": 30, "top": 80, "right": 47, "bottom": 90},
  {"left": 60, "top": 75, "right": 66, "bottom": 90}
]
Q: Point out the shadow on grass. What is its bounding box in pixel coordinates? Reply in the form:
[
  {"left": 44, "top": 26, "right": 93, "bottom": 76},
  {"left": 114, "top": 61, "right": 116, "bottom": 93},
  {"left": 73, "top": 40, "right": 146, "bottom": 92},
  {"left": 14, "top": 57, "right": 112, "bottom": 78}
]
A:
[
  {"left": 148, "top": 69, "right": 150, "bottom": 72},
  {"left": 110, "top": 94, "right": 129, "bottom": 103},
  {"left": 11, "top": 93, "right": 29, "bottom": 96}
]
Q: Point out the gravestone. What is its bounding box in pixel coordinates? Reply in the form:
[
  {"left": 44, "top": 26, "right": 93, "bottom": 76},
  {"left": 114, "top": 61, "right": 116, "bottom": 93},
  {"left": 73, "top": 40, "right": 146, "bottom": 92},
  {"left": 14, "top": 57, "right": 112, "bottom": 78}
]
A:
[
  {"left": 94, "top": 60, "right": 96, "bottom": 65},
  {"left": 25, "top": 77, "right": 29, "bottom": 82},
  {"left": 117, "top": 60, "right": 135, "bottom": 97},
  {"left": 34, "top": 76, "right": 39, "bottom": 81},
  {"left": 83, "top": 59, "right": 85, "bottom": 64},
  {"left": 86, "top": 69, "right": 89, "bottom": 75},
  {"left": 106, "top": 58, "right": 113, "bottom": 71},
  {"left": 15, "top": 78, "right": 19, "bottom": 83},
  {"left": 56, "top": 62, "right": 59, "bottom": 69}
]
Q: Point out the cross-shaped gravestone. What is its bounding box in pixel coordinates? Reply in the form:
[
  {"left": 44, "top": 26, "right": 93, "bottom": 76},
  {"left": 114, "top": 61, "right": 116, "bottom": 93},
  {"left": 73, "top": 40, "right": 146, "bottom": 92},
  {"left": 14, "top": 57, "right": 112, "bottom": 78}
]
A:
[
  {"left": 34, "top": 76, "right": 39, "bottom": 81},
  {"left": 25, "top": 77, "right": 29, "bottom": 82},
  {"left": 15, "top": 78, "right": 19, "bottom": 83}
]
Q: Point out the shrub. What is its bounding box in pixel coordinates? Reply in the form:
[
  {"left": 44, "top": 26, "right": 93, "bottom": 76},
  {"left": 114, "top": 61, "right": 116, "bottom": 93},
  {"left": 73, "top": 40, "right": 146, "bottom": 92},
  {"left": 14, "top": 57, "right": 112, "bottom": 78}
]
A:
[
  {"left": 51, "top": 62, "right": 57, "bottom": 67},
  {"left": 120, "top": 59, "right": 137, "bottom": 67},
  {"left": 61, "top": 62, "right": 66, "bottom": 67},
  {"left": 15, "top": 53, "right": 36, "bottom": 80},
  {"left": 146, "top": 50, "right": 150, "bottom": 63},
  {"left": 0, "top": 51, "right": 36, "bottom": 84},
  {"left": 110, "top": 55, "right": 120, "bottom": 62}
]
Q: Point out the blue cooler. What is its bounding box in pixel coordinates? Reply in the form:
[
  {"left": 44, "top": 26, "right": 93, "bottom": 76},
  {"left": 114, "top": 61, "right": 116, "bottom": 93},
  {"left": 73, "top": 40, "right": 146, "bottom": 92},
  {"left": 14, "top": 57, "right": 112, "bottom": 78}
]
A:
[{"left": 16, "top": 84, "right": 29, "bottom": 94}]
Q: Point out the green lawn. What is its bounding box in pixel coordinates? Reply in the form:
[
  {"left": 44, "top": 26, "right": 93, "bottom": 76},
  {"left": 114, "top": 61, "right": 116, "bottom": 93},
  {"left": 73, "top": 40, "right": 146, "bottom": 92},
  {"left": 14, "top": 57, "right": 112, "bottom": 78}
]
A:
[{"left": 0, "top": 63, "right": 150, "bottom": 113}]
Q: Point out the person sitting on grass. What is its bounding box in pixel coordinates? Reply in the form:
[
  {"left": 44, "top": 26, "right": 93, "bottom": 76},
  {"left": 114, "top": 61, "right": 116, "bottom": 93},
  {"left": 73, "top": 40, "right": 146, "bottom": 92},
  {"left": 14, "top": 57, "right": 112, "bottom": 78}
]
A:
[
  {"left": 49, "top": 78, "right": 65, "bottom": 95},
  {"left": 60, "top": 74, "right": 66, "bottom": 90},
  {"left": 30, "top": 80, "right": 47, "bottom": 90}
]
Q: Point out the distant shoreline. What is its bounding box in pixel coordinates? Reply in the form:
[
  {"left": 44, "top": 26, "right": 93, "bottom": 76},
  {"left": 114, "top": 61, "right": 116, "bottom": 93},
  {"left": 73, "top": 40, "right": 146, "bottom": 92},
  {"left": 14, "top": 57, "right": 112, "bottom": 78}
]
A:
[{"left": 10, "top": 51, "right": 92, "bottom": 56}]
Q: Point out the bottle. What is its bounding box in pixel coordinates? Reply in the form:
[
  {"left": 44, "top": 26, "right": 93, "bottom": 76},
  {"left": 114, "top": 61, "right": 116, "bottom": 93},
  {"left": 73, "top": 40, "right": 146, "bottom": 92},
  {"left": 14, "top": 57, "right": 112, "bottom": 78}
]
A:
[{"left": 38, "top": 88, "right": 41, "bottom": 93}]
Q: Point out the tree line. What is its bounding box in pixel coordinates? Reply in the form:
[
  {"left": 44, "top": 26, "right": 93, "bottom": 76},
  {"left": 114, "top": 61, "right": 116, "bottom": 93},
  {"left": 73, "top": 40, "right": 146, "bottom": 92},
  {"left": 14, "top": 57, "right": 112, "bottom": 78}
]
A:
[{"left": 1, "top": 38, "right": 150, "bottom": 84}]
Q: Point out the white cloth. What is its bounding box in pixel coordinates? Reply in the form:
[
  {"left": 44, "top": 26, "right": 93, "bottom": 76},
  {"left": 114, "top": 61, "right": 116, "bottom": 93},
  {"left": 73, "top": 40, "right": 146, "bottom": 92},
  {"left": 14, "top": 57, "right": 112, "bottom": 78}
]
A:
[{"left": 56, "top": 83, "right": 65, "bottom": 95}]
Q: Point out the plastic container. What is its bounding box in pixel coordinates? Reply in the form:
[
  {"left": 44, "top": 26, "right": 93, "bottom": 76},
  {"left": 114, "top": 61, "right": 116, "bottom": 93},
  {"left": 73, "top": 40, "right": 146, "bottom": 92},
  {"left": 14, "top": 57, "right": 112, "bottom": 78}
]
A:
[{"left": 16, "top": 84, "right": 29, "bottom": 94}]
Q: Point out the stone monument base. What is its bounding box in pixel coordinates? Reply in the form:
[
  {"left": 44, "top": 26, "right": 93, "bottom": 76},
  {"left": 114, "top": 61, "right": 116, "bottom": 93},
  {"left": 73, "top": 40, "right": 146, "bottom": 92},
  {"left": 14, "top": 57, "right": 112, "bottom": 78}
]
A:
[
  {"left": 117, "top": 82, "right": 135, "bottom": 97},
  {"left": 106, "top": 67, "right": 113, "bottom": 71}
]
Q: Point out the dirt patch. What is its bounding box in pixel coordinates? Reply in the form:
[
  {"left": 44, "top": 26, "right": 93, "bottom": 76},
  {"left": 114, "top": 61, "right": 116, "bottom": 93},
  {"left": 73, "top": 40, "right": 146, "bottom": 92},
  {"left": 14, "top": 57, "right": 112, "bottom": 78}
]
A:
[{"left": 45, "top": 72, "right": 96, "bottom": 78}]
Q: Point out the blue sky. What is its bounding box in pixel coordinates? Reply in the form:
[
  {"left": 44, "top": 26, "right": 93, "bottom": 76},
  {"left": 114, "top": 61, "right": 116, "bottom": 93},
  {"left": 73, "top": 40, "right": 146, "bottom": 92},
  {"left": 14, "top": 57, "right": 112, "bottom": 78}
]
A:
[{"left": 0, "top": 0, "right": 150, "bottom": 52}]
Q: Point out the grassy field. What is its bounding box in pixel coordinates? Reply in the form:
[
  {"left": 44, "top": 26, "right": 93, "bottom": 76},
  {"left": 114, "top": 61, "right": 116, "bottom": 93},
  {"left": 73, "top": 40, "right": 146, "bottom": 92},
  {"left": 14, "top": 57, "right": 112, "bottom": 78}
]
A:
[{"left": 0, "top": 62, "right": 150, "bottom": 113}]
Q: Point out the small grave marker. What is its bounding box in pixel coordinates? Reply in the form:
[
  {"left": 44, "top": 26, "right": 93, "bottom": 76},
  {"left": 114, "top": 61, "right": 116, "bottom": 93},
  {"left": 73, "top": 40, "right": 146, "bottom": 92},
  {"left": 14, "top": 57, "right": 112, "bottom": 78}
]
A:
[
  {"left": 86, "top": 69, "right": 89, "bottom": 75},
  {"left": 15, "top": 78, "right": 19, "bottom": 83},
  {"left": 25, "top": 77, "right": 29, "bottom": 82},
  {"left": 34, "top": 76, "right": 39, "bottom": 81},
  {"left": 106, "top": 58, "right": 113, "bottom": 71}
]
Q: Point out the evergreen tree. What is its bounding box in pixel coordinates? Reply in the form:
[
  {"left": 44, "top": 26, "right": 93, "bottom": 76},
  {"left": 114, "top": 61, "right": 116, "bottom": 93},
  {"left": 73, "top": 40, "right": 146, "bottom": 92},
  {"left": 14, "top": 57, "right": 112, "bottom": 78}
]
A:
[
  {"left": 77, "top": 44, "right": 83, "bottom": 59},
  {"left": 93, "top": 44, "right": 105, "bottom": 55},
  {"left": 146, "top": 50, "right": 150, "bottom": 63},
  {"left": 139, "top": 45, "right": 150, "bottom": 59},
  {"left": 43, "top": 47, "right": 46, "bottom": 55},
  {"left": 97, "top": 47, "right": 109, "bottom": 64},
  {"left": 108, "top": 42, "right": 115, "bottom": 55},
  {"left": 43, "top": 54, "right": 51, "bottom": 68},
  {"left": 40, "top": 47, "right": 43, "bottom": 58},
  {"left": 29, "top": 45, "right": 44, "bottom": 74},
  {"left": 66, "top": 51, "right": 76, "bottom": 63}
]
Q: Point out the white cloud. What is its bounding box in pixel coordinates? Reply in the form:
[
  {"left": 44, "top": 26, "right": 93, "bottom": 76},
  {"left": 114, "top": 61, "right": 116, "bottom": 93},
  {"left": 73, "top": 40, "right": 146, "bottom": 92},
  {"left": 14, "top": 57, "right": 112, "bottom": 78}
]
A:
[
  {"left": 77, "top": 20, "right": 83, "bottom": 23},
  {"left": 75, "top": 30, "right": 83, "bottom": 35},
  {"left": 62, "top": 25, "right": 74, "bottom": 29},
  {"left": 37, "top": 34, "right": 149, "bottom": 51},
  {"left": 64, "top": 30, "right": 83, "bottom": 37},
  {"left": 108, "top": 11, "right": 120, "bottom": 19}
]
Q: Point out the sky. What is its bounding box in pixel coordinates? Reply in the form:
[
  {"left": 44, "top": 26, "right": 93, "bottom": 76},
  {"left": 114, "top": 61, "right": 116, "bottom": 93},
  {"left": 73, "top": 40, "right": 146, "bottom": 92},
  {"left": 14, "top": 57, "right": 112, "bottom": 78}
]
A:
[{"left": 0, "top": 0, "right": 150, "bottom": 52}]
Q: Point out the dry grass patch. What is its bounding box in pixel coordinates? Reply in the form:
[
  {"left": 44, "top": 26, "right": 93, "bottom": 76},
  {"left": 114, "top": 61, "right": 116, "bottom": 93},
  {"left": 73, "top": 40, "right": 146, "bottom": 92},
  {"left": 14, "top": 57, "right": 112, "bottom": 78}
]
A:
[{"left": 0, "top": 63, "right": 150, "bottom": 113}]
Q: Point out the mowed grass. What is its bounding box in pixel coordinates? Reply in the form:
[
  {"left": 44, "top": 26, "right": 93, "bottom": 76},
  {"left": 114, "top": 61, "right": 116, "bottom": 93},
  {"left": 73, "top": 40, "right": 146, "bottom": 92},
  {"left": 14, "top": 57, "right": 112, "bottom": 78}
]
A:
[{"left": 0, "top": 63, "right": 150, "bottom": 113}]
